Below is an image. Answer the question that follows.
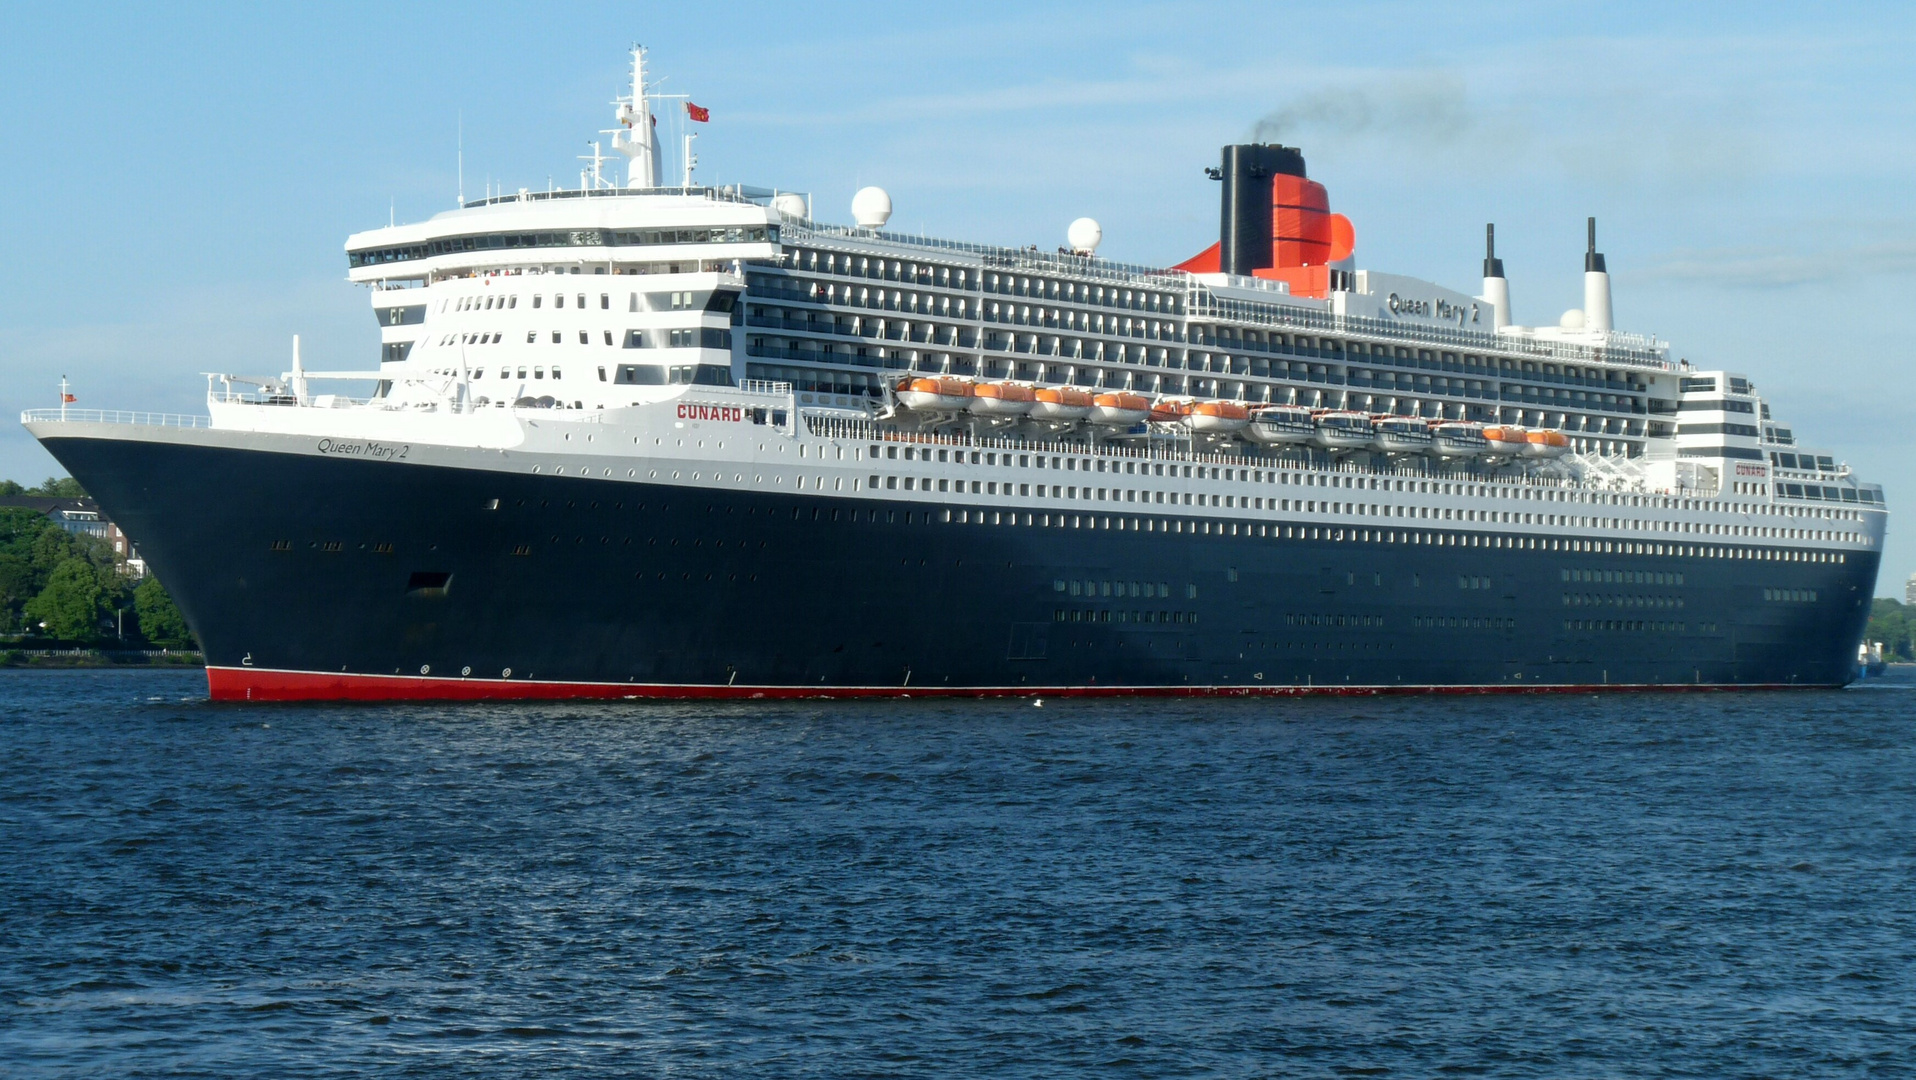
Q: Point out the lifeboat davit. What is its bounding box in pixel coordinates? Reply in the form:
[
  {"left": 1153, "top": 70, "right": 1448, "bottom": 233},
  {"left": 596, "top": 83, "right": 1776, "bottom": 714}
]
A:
[
  {"left": 1429, "top": 421, "right": 1487, "bottom": 457},
  {"left": 1370, "top": 414, "right": 1433, "bottom": 454},
  {"left": 1312, "top": 409, "right": 1374, "bottom": 451},
  {"left": 1186, "top": 400, "right": 1251, "bottom": 434},
  {"left": 1523, "top": 429, "right": 1571, "bottom": 458},
  {"left": 1481, "top": 425, "right": 1529, "bottom": 456},
  {"left": 1088, "top": 392, "right": 1151, "bottom": 426},
  {"left": 897, "top": 376, "right": 973, "bottom": 411},
  {"left": 1245, "top": 404, "right": 1315, "bottom": 445},
  {"left": 970, "top": 381, "right": 1035, "bottom": 417},
  {"left": 1149, "top": 398, "right": 1193, "bottom": 425},
  {"left": 1030, "top": 386, "right": 1094, "bottom": 421}
]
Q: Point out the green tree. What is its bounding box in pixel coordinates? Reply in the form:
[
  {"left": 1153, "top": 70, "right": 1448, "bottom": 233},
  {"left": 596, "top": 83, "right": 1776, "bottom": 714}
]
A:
[
  {"left": 1865, "top": 598, "right": 1914, "bottom": 661},
  {"left": 0, "top": 480, "right": 21, "bottom": 496},
  {"left": 27, "top": 477, "right": 86, "bottom": 497},
  {"left": 133, "top": 576, "right": 192, "bottom": 648},
  {"left": 23, "top": 560, "right": 105, "bottom": 642}
]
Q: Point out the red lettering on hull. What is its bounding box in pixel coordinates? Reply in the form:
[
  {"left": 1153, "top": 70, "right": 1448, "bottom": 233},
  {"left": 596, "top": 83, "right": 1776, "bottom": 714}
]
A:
[{"left": 676, "top": 403, "right": 742, "bottom": 422}]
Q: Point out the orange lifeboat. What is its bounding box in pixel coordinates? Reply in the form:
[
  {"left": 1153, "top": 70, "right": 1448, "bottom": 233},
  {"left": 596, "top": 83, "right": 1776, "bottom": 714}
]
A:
[
  {"left": 1185, "top": 400, "right": 1251, "bottom": 434},
  {"left": 1149, "top": 398, "right": 1193, "bottom": 424},
  {"left": 1030, "top": 386, "right": 1094, "bottom": 421},
  {"left": 1523, "top": 429, "right": 1571, "bottom": 458},
  {"left": 1481, "top": 425, "right": 1528, "bottom": 455},
  {"left": 1088, "top": 391, "right": 1151, "bottom": 426},
  {"left": 970, "top": 381, "right": 1035, "bottom": 417},
  {"left": 896, "top": 376, "right": 973, "bottom": 411}
]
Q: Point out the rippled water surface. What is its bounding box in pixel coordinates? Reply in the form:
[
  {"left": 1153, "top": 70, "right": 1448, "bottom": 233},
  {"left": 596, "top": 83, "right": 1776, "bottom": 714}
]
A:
[{"left": 3, "top": 669, "right": 1914, "bottom": 1077}]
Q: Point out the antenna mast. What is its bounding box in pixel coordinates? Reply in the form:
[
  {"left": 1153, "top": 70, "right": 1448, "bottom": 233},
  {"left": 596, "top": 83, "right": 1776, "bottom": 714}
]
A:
[{"left": 611, "top": 46, "right": 662, "bottom": 189}]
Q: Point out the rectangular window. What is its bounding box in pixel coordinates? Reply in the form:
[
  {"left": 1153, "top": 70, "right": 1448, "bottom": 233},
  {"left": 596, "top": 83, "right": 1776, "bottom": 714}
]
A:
[{"left": 613, "top": 364, "right": 665, "bottom": 385}]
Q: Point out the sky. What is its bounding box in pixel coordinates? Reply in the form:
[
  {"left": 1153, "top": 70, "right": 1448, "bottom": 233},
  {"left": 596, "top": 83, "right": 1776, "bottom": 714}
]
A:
[{"left": 2, "top": 2, "right": 1913, "bottom": 591}]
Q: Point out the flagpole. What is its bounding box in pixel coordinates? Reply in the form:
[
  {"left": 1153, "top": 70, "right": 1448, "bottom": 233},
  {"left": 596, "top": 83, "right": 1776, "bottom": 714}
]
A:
[{"left": 60, "top": 375, "right": 68, "bottom": 421}]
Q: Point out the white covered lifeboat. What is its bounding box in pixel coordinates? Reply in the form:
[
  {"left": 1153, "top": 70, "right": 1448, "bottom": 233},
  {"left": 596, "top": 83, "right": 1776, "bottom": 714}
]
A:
[
  {"left": 1370, "top": 414, "right": 1434, "bottom": 454},
  {"left": 1245, "top": 404, "right": 1315, "bottom": 445},
  {"left": 1312, "top": 409, "right": 1374, "bottom": 450},
  {"left": 1429, "top": 421, "right": 1487, "bottom": 457}
]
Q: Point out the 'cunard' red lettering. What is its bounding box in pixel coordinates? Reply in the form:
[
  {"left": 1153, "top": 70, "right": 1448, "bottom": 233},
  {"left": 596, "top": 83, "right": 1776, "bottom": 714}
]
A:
[{"left": 676, "top": 404, "right": 742, "bottom": 422}]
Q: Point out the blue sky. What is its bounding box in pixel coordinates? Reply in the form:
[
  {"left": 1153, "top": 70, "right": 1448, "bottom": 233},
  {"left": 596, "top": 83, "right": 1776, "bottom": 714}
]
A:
[{"left": 3, "top": 2, "right": 1914, "bottom": 590}]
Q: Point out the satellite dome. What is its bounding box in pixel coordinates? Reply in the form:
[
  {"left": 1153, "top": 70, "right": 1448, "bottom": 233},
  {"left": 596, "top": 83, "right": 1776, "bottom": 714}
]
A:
[
  {"left": 1067, "top": 217, "right": 1102, "bottom": 254},
  {"left": 851, "top": 186, "right": 892, "bottom": 229},
  {"left": 772, "top": 192, "right": 808, "bottom": 220},
  {"left": 1560, "top": 308, "right": 1586, "bottom": 330}
]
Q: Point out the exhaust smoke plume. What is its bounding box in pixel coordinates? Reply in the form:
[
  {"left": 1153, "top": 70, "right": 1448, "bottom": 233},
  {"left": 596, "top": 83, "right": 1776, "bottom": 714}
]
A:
[{"left": 1251, "top": 74, "right": 1475, "bottom": 146}]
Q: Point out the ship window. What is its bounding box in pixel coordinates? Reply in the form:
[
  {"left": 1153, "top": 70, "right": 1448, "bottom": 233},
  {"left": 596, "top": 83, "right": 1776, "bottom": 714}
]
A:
[
  {"left": 555, "top": 294, "right": 565, "bottom": 308},
  {"left": 534, "top": 367, "right": 545, "bottom": 379},
  {"left": 579, "top": 331, "right": 590, "bottom": 344},
  {"left": 551, "top": 332, "right": 561, "bottom": 344},
  {"left": 517, "top": 368, "right": 527, "bottom": 379},
  {"left": 597, "top": 366, "right": 606, "bottom": 382},
  {"left": 601, "top": 294, "right": 610, "bottom": 309},
  {"left": 604, "top": 331, "right": 614, "bottom": 346},
  {"left": 614, "top": 365, "right": 665, "bottom": 385},
  {"left": 552, "top": 367, "right": 562, "bottom": 380},
  {"left": 577, "top": 294, "right": 586, "bottom": 308},
  {"left": 533, "top": 295, "right": 542, "bottom": 309},
  {"left": 406, "top": 571, "right": 453, "bottom": 597}
]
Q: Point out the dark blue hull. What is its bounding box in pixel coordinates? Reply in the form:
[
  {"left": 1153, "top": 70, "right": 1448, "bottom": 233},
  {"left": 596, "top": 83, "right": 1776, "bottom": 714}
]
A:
[{"left": 41, "top": 435, "right": 1877, "bottom": 698}]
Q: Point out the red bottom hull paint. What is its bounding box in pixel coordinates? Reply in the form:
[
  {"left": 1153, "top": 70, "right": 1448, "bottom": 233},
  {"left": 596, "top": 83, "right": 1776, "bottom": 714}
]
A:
[{"left": 205, "top": 666, "right": 1823, "bottom": 703}]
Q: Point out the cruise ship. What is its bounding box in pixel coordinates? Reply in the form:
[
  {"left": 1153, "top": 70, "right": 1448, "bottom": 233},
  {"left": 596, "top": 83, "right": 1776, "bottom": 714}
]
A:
[{"left": 23, "top": 50, "right": 1885, "bottom": 700}]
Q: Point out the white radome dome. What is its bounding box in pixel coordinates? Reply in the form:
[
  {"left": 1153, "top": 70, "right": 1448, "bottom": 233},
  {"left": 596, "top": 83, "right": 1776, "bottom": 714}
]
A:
[
  {"left": 1067, "top": 217, "right": 1102, "bottom": 254},
  {"left": 772, "top": 192, "right": 808, "bottom": 220},
  {"left": 851, "top": 186, "right": 892, "bottom": 228},
  {"left": 1560, "top": 308, "right": 1586, "bottom": 330}
]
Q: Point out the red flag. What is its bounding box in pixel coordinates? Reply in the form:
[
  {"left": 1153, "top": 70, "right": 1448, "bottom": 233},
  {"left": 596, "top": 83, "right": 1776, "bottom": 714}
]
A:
[
  {"left": 61, "top": 393, "right": 76, "bottom": 403},
  {"left": 686, "top": 102, "right": 710, "bottom": 123}
]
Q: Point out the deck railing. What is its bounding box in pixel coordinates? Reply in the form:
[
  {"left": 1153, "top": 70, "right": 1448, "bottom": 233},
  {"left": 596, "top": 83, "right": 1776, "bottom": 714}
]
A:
[{"left": 21, "top": 408, "right": 209, "bottom": 428}]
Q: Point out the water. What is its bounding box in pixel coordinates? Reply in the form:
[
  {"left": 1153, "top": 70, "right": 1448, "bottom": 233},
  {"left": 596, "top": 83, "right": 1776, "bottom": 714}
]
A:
[{"left": 2, "top": 670, "right": 1913, "bottom": 1078}]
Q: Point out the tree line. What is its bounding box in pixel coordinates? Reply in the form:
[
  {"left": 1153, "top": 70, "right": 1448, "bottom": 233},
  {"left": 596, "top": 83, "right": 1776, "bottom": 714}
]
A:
[
  {"left": 0, "top": 478, "right": 194, "bottom": 649},
  {"left": 1863, "top": 598, "right": 1916, "bottom": 662}
]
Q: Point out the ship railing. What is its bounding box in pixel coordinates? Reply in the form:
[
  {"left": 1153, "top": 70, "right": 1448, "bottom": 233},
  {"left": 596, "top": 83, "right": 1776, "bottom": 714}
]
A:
[
  {"left": 20, "top": 408, "right": 209, "bottom": 429},
  {"left": 1186, "top": 292, "right": 1672, "bottom": 373},
  {"left": 735, "top": 379, "right": 794, "bottom": 398},
  {"left": 459, "top": 184, "right": 766, "bottom": 211},
  {"left": 779, "top": 221, "right": 1176, "bottom": 288}
]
